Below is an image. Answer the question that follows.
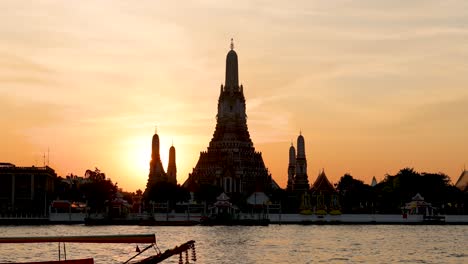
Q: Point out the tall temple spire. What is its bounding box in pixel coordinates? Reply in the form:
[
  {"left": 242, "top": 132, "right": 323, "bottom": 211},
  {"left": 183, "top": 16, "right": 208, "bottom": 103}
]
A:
[
  {"left": 297, "top": 133, "right": 306, "bottom": 159},
  {"left": 293, "top": 133, "right": 309, "bottom": 192},
  {"left": 225, "top": 39, "right": 239, "bottom": 88},
  {"left": 217, "top": 39, "right": 246, "bottom": 122},
  {"left": 289, "top": 144, "right": 296, "bottom": 164},
  {"left": 371, "top": 176, "right": 378, "bottom": 187},
  {"left": 144, "top": 130, "right": 168, "bottom": 198},
  {"left": 287, "top": 143, "right": 296, "bottom": 191},
  {"left": 151, "top": 131, "right": 160, "bottom": 161},
  {"left": 167, "top": 145, "right": 177, "bottom": 185}
]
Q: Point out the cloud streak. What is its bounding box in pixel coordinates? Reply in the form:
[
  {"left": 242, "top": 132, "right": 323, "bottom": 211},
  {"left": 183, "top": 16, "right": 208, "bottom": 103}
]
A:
[{"left": 1, "top": 0, "right": 467, "bottom": 190}]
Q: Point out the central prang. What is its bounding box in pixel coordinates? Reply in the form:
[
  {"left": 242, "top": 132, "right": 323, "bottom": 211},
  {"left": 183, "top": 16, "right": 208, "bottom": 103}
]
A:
[{"left": 184, "top": 41, "right": 276, "bottom": 195}]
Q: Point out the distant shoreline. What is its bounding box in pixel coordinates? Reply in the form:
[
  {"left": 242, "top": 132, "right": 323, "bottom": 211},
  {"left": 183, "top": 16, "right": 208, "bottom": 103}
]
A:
[{"left": 1, "top": 213, "right": 467, "bottom": 226}]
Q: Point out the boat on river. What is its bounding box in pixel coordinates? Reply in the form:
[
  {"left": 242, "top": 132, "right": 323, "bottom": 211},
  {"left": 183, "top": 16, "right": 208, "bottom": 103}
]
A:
[{"left": 0, "top": 234, "right": 196, "bottom": 264}]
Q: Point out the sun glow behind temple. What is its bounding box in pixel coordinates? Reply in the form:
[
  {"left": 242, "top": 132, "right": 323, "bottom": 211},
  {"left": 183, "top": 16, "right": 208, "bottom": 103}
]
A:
[
  {"left": 0, "top": 1, "right": 467, "bottom": 191},
  {"left": 121, "top": 135, "right": 169, "bottom": 189}
]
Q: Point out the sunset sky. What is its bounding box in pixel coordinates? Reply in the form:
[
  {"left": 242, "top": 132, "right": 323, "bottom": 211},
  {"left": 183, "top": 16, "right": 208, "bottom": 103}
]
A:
[{"left": 1, "top": 0, "right": 467, "bottom": 192}]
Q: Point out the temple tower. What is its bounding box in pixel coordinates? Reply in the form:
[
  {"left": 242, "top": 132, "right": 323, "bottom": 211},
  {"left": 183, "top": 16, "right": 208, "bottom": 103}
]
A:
[
  {"left": 371, "top": 176, "right": 378, "bottom": 187},
  {"left": 184, "top": 40, "right": 273, "bottom": 194},
  {"left": 149, "top": 131, "right": 167, "bottom": 183},
  {"left": 167, "top": 144, "right": 177, "bottom": 185},
  {"left": 144, "top": 130, "right": 168, "bottom": 197},
  {"left": 287, "top": 143, "right": 296, "bottom": 191},
  {"left": 293, "top": 133, "right": 309, "bottom": 192}
]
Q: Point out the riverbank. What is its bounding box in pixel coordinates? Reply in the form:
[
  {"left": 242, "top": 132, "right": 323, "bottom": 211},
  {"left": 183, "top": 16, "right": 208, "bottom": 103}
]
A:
[
  {"left": 267, "top": 213, "right": 468, "bottom": 225},
  {"left": 1, "top": 213, "right": 468, "bottom": 225}
]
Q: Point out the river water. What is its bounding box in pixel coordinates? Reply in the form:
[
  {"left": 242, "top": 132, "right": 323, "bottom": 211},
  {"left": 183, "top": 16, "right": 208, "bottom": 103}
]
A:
[{"left": 0, "top": 225, "right": 466, "bottom": 263}]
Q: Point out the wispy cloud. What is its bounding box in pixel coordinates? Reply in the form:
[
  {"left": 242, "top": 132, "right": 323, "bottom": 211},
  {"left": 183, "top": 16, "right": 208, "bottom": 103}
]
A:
[{"left": 1, "top": 0, "right": 467, "bottom": 189}]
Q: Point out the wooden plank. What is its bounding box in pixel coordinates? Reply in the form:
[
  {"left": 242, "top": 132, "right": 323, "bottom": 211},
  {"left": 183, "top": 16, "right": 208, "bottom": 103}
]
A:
[
  {"left": 0, "top": 259, "right": 94, "bottom": 264},
  {"left": 0, "top": 234, "right": 155, "bottom": 244}
]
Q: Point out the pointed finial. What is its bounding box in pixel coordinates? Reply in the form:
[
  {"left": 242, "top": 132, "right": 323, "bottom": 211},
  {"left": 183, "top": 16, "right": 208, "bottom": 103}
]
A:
[
  {"left": 230, "top": 38, "right": 234, "bottom": 50},
  {"left": 155, "top": 125, "right": 158, "bottom": 134},
  {"left": 172, "top": 138, "right": 174, "bottom": 146}
]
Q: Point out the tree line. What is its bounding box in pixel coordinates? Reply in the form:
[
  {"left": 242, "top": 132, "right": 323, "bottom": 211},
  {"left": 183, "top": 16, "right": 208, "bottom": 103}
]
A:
[
  {"left": 55, "top": 167, "right": 467, "bottom": 214},
  {"left": 335, "top": 168, "right": 466, "bottom": 214}
]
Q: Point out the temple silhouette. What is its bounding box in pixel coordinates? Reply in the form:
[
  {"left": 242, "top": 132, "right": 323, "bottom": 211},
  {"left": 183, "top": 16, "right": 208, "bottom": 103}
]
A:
[
  {"left": 144, "top": 130, "right": 177, "bottom": 198},
  {"left": 286, "top": 133, "right": 310, "bottom": 193},
  {"left": 286, "top": 133, "right": 339, "bottom": 213},
  {"left": 184, "top": 40, "right": 277, "bottom": 195}
]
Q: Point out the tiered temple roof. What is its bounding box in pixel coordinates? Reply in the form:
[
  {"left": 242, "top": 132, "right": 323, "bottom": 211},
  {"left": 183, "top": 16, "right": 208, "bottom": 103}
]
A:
[
  {"left": 455, "top": 169, "right": 468, "bottom": 192},
  {"left": 311, "top": 169, "right": 336, "bottom": 194}
]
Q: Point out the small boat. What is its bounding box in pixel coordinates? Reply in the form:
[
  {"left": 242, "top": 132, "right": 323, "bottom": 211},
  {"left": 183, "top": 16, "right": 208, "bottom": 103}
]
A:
[{"left": 0, "top": 234, "right": 196, "bottom": 264}]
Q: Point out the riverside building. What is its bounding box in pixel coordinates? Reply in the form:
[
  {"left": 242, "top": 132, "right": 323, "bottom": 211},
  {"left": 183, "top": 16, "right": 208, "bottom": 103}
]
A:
[{"left": 0, "top": 162, "right": 56, "bottom": 214}]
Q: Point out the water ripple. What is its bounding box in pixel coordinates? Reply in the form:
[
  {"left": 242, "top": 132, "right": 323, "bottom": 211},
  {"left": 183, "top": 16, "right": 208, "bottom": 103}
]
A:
[{"left": 0, "top": 225, "right": 466, "bottom": 263}]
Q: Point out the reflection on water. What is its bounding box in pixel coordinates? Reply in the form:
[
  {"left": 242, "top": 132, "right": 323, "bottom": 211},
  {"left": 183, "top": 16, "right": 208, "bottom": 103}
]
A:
[{"left": 0, "top": 225, "right": 467, "bottom": 263}]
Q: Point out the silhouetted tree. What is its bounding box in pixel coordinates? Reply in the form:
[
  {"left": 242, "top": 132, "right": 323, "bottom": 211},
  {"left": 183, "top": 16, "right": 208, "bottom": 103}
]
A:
[
  {"left": 120, "top": 190, "right": 134, "bottom": 204},
  {"left": 373, "top": 167, "right": 461, "bottom": 213},
  {"left": 146, "top": 182, "right": 190, "bottom": 207},
  {"left": 54, "top": 174, "right": 85, "bottom": 202},
  {"left": 85, "top": 167, "right": 106, "bottom": 181},
  {"left": 80, "top": 168, "right": 117, "bottom": 212},
  {"left": 336, "top": 174, "right": 373, "bottom": 213}
]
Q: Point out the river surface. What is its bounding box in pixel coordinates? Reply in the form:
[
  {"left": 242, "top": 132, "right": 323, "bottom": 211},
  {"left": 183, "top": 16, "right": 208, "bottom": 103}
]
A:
[{"left": 0, "top": 225, "right": 466, "bottom": 263}]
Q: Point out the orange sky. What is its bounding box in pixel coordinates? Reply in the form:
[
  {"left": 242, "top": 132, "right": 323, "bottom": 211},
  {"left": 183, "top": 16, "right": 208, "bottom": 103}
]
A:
[{"left": 1, "top": 1, "right": 467, "bottom": 192}]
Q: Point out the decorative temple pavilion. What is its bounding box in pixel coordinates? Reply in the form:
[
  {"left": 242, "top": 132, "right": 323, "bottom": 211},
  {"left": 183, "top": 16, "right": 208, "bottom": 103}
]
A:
[{"left": 311, "top": 169, "right": 340, "bottom": 214}]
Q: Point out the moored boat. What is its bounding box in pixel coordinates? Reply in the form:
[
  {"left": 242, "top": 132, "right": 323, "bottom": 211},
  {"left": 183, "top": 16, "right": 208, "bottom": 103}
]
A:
[{"left": 0, "top": 234, "right": 196, "bottom": 264}]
